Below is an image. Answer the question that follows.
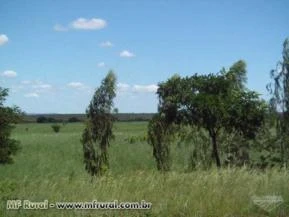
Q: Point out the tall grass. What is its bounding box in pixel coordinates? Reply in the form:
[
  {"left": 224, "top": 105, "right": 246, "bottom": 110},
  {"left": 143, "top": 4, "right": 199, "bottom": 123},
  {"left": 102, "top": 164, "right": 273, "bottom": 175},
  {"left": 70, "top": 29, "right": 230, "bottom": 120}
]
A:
[{"left": 0, "top": 122, "right": 288, "bottom": 217}]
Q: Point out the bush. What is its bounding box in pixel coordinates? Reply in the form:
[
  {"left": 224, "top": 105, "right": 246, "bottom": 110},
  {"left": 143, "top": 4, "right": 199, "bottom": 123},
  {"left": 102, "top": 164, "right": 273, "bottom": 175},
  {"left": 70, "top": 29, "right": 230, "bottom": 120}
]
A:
[{"left": 51, "top": 124, "right": 61, "bottom": 133}]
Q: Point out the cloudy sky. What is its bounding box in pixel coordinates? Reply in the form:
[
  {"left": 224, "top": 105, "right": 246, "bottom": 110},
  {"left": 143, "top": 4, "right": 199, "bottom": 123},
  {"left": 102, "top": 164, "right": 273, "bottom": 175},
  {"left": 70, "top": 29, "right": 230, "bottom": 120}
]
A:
[{"left": 1, "top": 0, "right": 289, "bottom": 113}]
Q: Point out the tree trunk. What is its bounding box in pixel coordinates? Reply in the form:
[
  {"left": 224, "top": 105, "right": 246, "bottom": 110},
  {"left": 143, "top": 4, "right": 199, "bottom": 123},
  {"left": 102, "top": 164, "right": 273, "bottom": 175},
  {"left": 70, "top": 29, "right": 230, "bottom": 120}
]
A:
[{"left": 211, "top": 132, "right": 221, "bottom": 168}]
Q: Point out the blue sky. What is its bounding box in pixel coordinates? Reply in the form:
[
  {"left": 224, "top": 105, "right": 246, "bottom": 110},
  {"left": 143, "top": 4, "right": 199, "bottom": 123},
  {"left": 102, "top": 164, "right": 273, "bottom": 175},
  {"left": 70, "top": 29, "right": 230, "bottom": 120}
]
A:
[{"left": 1, "top": 0, "right": 289, "bottom": 113}]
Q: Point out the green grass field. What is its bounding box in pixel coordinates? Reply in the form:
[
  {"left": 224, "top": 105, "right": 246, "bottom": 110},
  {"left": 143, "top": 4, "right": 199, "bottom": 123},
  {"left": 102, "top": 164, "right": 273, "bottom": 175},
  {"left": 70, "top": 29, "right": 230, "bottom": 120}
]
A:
[{"left": 0, "top": 122, "right": 289, "bottom": 217}]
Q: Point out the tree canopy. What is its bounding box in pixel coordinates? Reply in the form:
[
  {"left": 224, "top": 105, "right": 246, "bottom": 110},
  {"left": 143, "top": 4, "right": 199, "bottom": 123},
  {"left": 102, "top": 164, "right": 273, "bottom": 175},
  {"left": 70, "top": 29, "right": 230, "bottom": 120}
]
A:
[
  {"left": 267, "top": 38, "right": 289, "bottom": 166},
  {"left": 81, "top": 71, "right": 117, "bottom": 176},
  {"left": 149, "top": 60, "right": 267, "bottom": 169},
  {"left": 0, "top": 87, "right": 22, "bottom": 164}
]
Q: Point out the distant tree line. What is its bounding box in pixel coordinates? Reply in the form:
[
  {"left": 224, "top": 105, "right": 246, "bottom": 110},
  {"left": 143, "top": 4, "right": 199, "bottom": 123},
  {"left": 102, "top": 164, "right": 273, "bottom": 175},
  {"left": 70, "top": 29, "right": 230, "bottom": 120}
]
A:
[
  {"left": 25, "top": 113, "right": 155, "bottom": 123},
  {"left": 36, "top": 116, "right": 81, "bottom": 123}
]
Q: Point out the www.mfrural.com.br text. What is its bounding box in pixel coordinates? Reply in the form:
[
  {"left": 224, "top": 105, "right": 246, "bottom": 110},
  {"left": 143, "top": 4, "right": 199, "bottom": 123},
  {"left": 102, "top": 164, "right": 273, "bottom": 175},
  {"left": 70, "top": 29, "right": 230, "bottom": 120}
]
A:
[{"left": 6, "top": 200, "right": 152, "bottom": 210}]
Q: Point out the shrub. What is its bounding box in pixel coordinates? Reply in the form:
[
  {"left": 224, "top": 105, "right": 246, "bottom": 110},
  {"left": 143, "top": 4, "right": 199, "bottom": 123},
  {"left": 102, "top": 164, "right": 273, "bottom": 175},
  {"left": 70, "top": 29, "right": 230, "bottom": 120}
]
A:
[{"left": 51, "top": 124, "right": 61, "bottom": 133}]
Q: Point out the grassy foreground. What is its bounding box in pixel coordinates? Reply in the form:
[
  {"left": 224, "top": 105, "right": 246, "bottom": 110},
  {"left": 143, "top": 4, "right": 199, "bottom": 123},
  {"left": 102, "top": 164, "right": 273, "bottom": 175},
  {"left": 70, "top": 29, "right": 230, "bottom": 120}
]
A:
[{"left": 0, "top": 122, "right": 288, "bottom": 217}]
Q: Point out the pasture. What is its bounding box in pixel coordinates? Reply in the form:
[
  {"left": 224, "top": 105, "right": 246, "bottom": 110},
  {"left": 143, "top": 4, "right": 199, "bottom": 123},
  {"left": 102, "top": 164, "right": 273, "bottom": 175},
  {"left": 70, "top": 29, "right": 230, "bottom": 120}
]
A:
[{"left": 0, "top": 122, "right": 288, "bottom": 217}]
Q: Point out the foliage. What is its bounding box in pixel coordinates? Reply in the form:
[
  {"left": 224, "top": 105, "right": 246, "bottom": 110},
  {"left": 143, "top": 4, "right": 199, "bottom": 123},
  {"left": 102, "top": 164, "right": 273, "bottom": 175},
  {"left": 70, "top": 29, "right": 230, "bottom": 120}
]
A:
[
  {"left": 37, "top": 116, "right": 62, "bottom": 123},
  {"left": 0, "top": 87, "right": 22, "bottom": 164},
  {"left": 126, "top": 135, "right": 147, "bottom": 144},
  {"left": 68, "top": 117, "right": 81, "bottom": 122},
  {"left": 51, "top": 124, "right": 61, "bottom": 133},
  {"left": 267, "top": 37, "right": 289, "bottom": 167},
  {"left": 176, "top": 125, "right": 212, "bottom": 170},
  {"left": 147, "top": 114, "right": 175, "bottom": 171},
  {"left": 81, "top": 71, "right": 117, "bottom": 176},
  {"left": 152, "top": 60, "right": 267, "bottom": 168}
]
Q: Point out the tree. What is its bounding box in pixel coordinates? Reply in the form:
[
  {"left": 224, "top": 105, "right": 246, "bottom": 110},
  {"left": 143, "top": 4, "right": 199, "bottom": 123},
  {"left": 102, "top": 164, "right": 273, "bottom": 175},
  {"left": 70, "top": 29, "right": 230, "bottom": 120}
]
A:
[
  {"left": 81, "top": 71, "right": 117, "bottom": 176},
  {"left": 267, "top": 38, "right": 289, "bottom": 167},
  {"left": 147, "top": 114, "right": 174, "bottom": 171},
  {"left": 0, "top": 87, "right": 22, "bottom": 164},
  {"left": 151, "top": 60, "right": 266, "bottom": 168},
  {"left": 51, "top": 124, "right": 61, "bottom": 133}
]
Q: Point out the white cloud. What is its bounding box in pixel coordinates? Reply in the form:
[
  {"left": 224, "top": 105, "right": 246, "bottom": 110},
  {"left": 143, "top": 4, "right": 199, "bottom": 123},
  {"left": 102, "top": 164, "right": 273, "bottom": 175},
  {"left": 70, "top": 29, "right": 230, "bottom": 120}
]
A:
[
  {"left": 99, "top": 41, "right": 113, "bottom": 47},
  {"left": 1, "top": 70, "right": 17, "bottom": 78},
  {"left": 0, "top": 34, "right": 9, "bottom": 46},
  {"left": 71, "top": 18, "right": 107, "bottom": 30},
  {"left": 97, "top": 62, "right": 105, "bottom": 67},
  {"left": 132, "top": 84, "right": 158, "bottom": 93},
  {"left": 54, "top": 18, "right": 107, "bottom": 32},
  {"left": 53, "top": 24, "right": 68, "bottom": 32},
  {"left": 116, "top": 82, "right": 158, "bottom": 94},
  {"left": 120, "top": 50, "right": 135, "bottom": 58},
  {"left": 21, "top": 80, "right": 52, "bottom": 90},
  {"left": 18, "top": 80, "right": 53, "bottom": 95},
  {"left": 21, "top": 80, "right": 43, "bottom": 85},
  {"left": 24, "top": 93, "right": 39, "bottom": 98},
  {"left": 32, "top": 84, "right": 52, "bottom": 89},
  {"left": 21, "top": 80, "right": 32, "bottom": 85},
  {"left": 67, "top": 82, "right": 85, "bottom": 88},
  {"left": 117, "top": 82, "right": 130, "bottom": 92},
  {"left": 11, "top": 85, "right": 24, "bottom": 93}
]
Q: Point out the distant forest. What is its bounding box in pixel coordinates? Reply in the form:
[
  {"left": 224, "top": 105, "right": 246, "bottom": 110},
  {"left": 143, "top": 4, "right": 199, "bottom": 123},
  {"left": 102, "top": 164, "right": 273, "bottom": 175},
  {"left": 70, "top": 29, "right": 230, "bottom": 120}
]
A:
[{"left": 23, "top": 113, "right": 155, "bottom": 123}]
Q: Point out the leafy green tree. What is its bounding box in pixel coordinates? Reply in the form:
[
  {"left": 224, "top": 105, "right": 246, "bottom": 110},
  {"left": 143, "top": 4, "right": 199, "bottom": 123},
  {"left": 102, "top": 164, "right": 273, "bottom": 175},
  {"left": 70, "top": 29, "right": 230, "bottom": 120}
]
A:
[
  {"left": 81, "top": 71, "right": 117, "bottom": 176},
  {"left": 267, "top": 38, "right": 289, "bottom": 166},
  {"left": 0, "top": 87, "right": 22, "bottom": 164},
  {"left": 153, "top": 61, "right": 266, "bottom": 168},
  {"left": 148, "top": 114, "right": 174, "bottom": 171}
]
